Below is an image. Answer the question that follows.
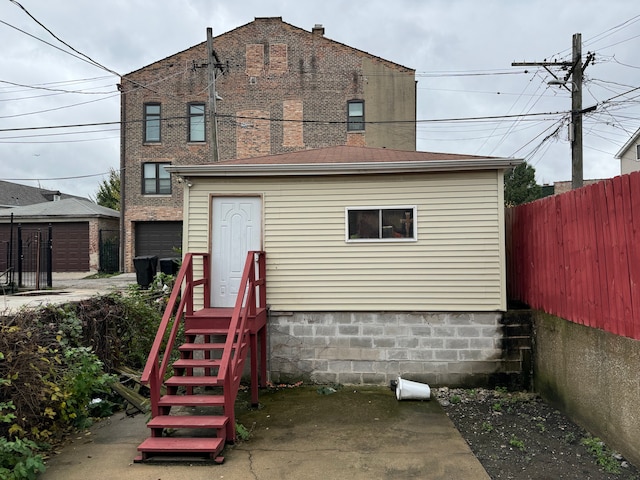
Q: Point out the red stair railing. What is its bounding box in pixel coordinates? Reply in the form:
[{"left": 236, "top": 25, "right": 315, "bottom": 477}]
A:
[
  {"left": 140, "top": 252, "right": 210, "bottom": 416},
  {"left": 140, "top": 250, "right": 266, "bottom": 441},
  {"left": 218, "top": 251, "right": 266, "bottom": 440}
]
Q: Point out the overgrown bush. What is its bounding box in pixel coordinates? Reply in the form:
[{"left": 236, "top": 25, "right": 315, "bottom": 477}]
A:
[{"left": 0, "top": 272, "right": 174, "bottom": 478}]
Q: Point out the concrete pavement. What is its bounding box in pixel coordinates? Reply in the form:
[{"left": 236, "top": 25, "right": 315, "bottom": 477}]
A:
[
  {"left": 2, "top": 273, "right": 490, "bottom": 479},
  {"left": 39, "top": 386, "right": 490, "bottom": 480},
  {"left": 1, "top": 272, "right": 137, "bottom": 313}
]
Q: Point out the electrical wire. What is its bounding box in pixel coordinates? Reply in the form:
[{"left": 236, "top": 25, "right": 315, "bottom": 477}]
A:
[
  {"left": 0, "top": 92, "right": 119, "bottom": 119},
  {"left": 2, "top": 171, "right": 117, "bottom": 181},
  {"left": 8, "top": 0, "right": 121, "bottom": 77},
  {"left": 0, "top": 78, "right": 115, "bottom": 95}
]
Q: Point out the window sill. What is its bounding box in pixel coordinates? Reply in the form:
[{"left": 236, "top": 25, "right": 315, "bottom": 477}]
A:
[{"left": 346, "top": 238, "right": 417, "bottom": 243}]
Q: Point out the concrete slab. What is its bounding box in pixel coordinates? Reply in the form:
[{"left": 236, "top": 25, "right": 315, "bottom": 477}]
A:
[
  {"left": 40, "top": 386, "right": 490, "bottom": 480},
  {"left": 1, "top": 273, "right": 137, "bottom": 313},
  {"left": 3, "top": 276, "right": 489, "bottom": 478}
]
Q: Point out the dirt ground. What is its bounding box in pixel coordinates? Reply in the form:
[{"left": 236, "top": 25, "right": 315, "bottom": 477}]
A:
[{"left": 436, "top": 387, "right": 639, "bottom": 480}]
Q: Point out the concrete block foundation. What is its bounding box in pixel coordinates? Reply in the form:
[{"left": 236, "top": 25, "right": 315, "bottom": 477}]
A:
[{"left": 267, "top": 311, "right": 506, "bottom": 386}]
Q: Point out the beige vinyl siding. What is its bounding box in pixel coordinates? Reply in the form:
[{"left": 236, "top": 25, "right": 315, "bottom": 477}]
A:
[{"left": 184, "top": 170, "right": 506, "bottom": 312}]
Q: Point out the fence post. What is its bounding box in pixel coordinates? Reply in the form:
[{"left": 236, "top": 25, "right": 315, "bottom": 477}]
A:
[
  {"left": 35, "top": 230, "right": 41, "bottom": 291},
  {"left": 17, "top": 224, "right": 22, "bottom": 288},
  {"left": 8, "top": 213, "right": 14, "bottom": 286},
  {"left": 47, "top": 224, "right": 52, "bottom": 287}
]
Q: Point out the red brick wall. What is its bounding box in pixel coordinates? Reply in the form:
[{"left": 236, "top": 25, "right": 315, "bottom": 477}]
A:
[{"left": 121, "top": 18, "right": 415, "bottom": 270}]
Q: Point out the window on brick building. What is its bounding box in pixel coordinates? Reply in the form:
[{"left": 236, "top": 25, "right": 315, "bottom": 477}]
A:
[
  {"left": 347, "top": 100, "right": 364, "bottom": 131},
  {"left": 346, "top": 206, "right": 417, "bottom": 242},
  {"left": 189, "top": 103, "right": 206, "bottom": 142},
  {"left": 143, "top": 163, "right": 171, "bottom": 195},
  {"left": 144, "top": 103, "right": 161, "bottom": 142}
]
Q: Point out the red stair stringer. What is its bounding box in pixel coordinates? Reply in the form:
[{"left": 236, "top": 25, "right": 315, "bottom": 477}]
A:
[{"left": 135, "top": 251, "right": 267, "bottom": 463}]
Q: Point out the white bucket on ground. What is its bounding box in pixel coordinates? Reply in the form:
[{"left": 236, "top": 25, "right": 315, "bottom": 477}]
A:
[{"left": 395, "top": 376, "right": 431, "bottom": 400}]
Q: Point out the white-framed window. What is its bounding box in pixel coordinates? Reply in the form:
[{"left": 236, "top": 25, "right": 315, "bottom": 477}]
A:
[
  {"left": 143, "top": 162, "right": 171, "bottom": 195},
  {"left": 636, "top": 144, "right": 640, "bottom": 161},
  {"left": 188, "top": 103, "right": 206, "bottom": 142},
  {"left": 346, "top": 206, "right": 417, "bottom": 242}
]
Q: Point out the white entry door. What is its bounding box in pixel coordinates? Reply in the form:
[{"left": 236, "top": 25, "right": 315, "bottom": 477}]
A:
[{"left": 211, "top": 197, "right": 262, "bottom": 307}]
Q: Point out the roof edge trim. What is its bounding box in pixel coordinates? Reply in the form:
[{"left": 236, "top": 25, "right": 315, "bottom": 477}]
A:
[{"left": 167, "top": 159, "right": 523, "bottom": 177}]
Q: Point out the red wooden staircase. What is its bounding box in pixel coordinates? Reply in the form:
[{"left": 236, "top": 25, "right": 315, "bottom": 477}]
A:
[{"left": 134, "top": 251, "right": 267, "bottom": 463}]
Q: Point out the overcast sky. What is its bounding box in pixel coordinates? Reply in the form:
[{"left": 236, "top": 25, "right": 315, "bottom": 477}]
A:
[{"left": 1, "top": 0, "right": 638, "bottom": 199}]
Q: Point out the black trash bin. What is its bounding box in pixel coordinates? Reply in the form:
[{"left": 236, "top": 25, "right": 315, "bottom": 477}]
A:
[
  {"left": 133, "top": 255, "right": 157, "bottom": 289},
  {"left": 159, "top": 257, "right": 180, "bottom": 275}
]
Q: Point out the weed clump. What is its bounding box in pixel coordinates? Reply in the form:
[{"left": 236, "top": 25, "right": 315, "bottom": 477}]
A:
[{"left": 0, "top": 273, "right": 171, "bottom": 478}]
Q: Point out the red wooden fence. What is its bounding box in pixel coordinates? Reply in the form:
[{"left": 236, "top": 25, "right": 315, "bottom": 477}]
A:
[{"left": 506, "top": 171, "right": 640, "bottom": 340}]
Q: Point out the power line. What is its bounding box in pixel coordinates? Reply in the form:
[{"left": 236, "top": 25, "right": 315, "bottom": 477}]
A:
[
  {"left": 0, "top": 109, "right": 570, "bottom": 135},
  {"left": 0, "top": 19, "right": 106, "bottom": 73},
  {"left": 1, "top": 170, "right": 117, "bottom": 182},
  {"left": 584, "top": 14, "right": 640, "bottom": 47},
  {"left": 416, "top": 70, "right": 525, "bottom": 78},
  {"left": 0, "top": 78, "right": 115, "bottom": 95},
  {"left": 4, "top": 1, "right": 179, "bottom": 102},
  {"left": 8, "top": 0, "right": 121, "bottom": 77},
  {"left": 0, "top": 92, "right": 119, "bottom": 119}
]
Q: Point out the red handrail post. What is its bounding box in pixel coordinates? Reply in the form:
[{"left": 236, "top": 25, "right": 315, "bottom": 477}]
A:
[
  {"left": 140, "top": 253, "right": 210, "bottom": 409},
  {"left": 148, "top": 363, "right": 160, "bottom": 417}
]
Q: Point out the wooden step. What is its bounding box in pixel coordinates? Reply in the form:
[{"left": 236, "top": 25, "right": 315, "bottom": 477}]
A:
[
  {"left": 147, "top": 414, "right": 228, "bottom": 430},
  {"left": 187, "top": 307, "right": 234, "bottom": 319},
  {"left": 185, "top": 328, "right": 235, "bottom": 337},
  {"left": 165, "top": 376, "right": 223, "bottom": 388},
  {"left": 173, "top": 358, "right": 223, "bottom": 369},
  {"left": 135, "top": 437, "right": 225, "bottom": 462},
  {"left": 179, "top": 342, "right": 226, "bottom": 352},
  {"left": 158, "top": 394, "right": 225, "bottom": 408}
]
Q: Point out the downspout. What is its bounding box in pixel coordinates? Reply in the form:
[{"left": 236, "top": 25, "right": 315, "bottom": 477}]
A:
[
  {"left": 414, "top": 79, "right": 417, "bottom": 151},
  {"left": 118, "top": 81, "right": 126, "bottom": 273}
]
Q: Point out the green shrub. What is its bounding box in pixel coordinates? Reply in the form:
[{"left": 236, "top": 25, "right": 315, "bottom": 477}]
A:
[
  {"left": 56, "top": 347, "right": 116, "bottom": 429},
  {"left": 0, "top": 435, "right": 46, "bottom": 480},
  {"left": 1, "top": 384, "right": 45, "bottom": 479},
  {"left": 581, "top": 436, "right": 620, "bottom": 474},
  {"left": 0, "top": 271, "right": 175, "bottom": 475}
]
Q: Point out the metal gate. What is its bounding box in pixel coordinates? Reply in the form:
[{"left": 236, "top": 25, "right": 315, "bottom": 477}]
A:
[
  {"left": 1, "top": 220, "right": 53, "bottom": 291},
  {"left": 99, "top": 229, "right": 119, "bottom": 274}
]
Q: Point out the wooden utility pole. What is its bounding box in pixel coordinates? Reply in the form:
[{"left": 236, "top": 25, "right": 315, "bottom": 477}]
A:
[
  {"left": 206, "top": 27, "right": 219, "bottom": 162},
  {"left": 570, "top": 33, "right": 583, "bottom": 189},
  {"left": 512, "top": 33, "right": 595, "bottom": 190}
]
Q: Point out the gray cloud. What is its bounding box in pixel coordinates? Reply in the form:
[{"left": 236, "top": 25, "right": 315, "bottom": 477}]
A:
[{"left": 0, "top": 0, "right": 637, "bottom": 198}]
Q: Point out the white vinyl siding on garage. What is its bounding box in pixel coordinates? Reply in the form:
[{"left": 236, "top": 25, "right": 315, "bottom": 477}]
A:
[{"left": 183, "top": 170, "right": 505, "bottom": 312}]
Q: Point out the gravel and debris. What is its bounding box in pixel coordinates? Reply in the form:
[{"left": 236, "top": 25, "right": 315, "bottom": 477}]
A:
[{"left": 436, "top": 387, "right": 639, "bottom": 480}]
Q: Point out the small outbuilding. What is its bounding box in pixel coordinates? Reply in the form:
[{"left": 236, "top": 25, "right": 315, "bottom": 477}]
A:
[
  {"left": 168, "top": 145, "right": 521, "bottom": 386},
  {"left": 0, "top": 198, "right": 119, "bottom": 274}
]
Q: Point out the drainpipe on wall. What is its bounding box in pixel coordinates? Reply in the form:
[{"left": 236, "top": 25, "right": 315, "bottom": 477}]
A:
[{"left": 118, "top": 81, "right": 126, "bottom": 273}]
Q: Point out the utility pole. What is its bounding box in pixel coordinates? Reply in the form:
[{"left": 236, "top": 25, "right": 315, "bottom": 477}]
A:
[
  {"left": 512, "top": 33, "right": 595, "bottom": 190},
  {"left": 206, "top": 27, "right": 219, "bottom": 162},
  {"left": 570, "top": 33, "right": 584, "bottom": 190}
]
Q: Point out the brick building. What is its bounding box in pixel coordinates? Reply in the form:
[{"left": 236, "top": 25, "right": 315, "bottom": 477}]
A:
[{"left": 120, "top": 17, "right": 417, "bottom": 272}]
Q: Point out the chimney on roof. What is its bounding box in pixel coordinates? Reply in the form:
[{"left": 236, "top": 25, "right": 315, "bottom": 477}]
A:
[{"left": 312, "top": 24, "right": 325, "bottom": 36}]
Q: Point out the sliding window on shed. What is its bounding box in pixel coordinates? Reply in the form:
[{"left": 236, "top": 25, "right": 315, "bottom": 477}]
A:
[{"left": 346, "top": 206, "right": 417, "bottom": 242}]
